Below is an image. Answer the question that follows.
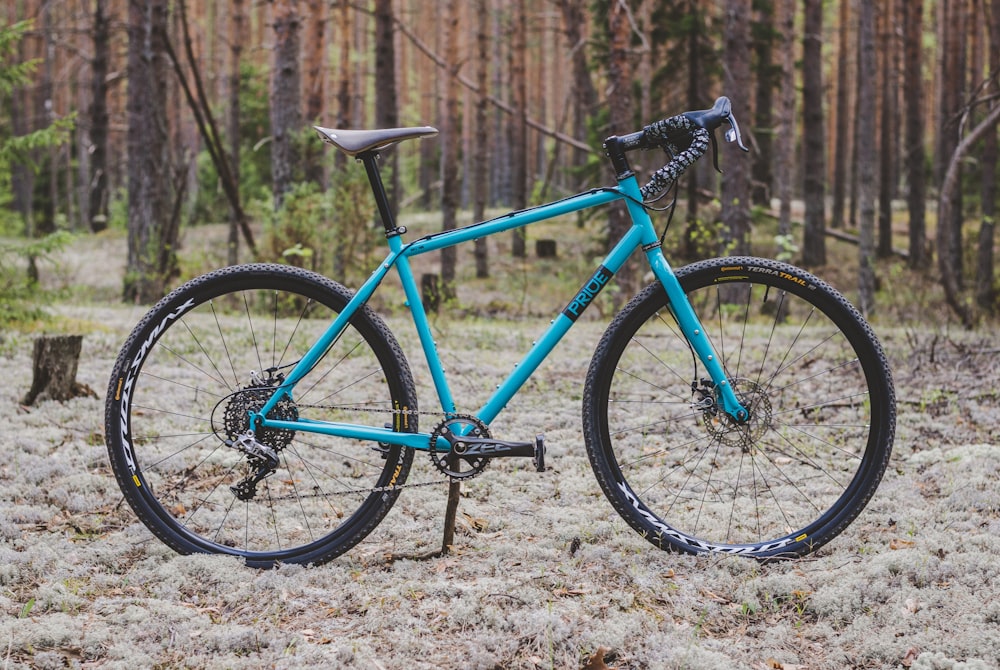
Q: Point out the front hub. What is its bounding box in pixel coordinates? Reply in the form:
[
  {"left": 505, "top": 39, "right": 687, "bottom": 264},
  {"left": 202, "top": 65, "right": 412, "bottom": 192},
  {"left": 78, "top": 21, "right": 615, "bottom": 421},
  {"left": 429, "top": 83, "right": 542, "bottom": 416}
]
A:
[{"left": 700, "top": 378, "right": 772, "bottom": 452}]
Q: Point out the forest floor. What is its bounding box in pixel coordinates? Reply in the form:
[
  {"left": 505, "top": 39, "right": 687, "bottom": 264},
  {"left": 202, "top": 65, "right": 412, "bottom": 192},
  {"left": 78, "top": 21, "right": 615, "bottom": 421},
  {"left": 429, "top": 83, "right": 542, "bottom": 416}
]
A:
[{"left": 1, "top": 227, "right": 999, "bottom": 669}]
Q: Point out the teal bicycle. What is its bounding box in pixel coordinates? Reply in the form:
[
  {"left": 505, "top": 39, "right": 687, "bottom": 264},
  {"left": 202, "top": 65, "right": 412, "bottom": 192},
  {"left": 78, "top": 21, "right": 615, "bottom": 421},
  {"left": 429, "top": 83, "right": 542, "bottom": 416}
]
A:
[{"left": 105, "top": 98, "right": 895, "bottom": 567}]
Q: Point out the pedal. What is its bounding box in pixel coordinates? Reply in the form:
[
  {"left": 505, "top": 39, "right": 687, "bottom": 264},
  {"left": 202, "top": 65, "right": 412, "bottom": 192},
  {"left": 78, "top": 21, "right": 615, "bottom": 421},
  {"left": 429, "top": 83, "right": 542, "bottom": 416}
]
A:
[{"left": 533, "top": 434, "right": 546, "bottom": 472}]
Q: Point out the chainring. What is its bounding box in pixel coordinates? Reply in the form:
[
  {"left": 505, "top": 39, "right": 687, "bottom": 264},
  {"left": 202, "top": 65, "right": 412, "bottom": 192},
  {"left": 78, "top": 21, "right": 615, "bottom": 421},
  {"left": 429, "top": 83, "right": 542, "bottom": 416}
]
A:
[{"left": 428, "top": 414, "right": 491, "bottom": 480}]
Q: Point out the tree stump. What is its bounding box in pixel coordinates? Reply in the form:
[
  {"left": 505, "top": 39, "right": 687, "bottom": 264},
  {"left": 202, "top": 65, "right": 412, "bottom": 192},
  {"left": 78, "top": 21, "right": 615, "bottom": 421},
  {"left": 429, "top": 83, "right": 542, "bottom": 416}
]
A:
[
  {"left": 21, "top": 335, "right": 96, "bottom": 405},
  {"left": 535, "top": 239, "right": 557, "bottom": 258}
]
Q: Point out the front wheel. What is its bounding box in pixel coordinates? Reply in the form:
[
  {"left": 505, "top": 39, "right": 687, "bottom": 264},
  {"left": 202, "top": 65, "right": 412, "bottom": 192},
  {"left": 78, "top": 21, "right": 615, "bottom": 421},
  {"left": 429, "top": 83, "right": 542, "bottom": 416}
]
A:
[
  {"left": 583, "top": 257, "right": 895, "bottom": 558},
  {"left": 104, "top": 264, "right": 417, "bottom": 568}
]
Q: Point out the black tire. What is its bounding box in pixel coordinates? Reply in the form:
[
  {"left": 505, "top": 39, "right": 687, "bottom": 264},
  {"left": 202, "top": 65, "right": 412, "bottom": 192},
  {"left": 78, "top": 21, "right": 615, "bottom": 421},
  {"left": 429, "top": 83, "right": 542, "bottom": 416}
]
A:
[
  {"left": 105, "top": 264, "right": 417, "bottom": 568},
  {"left": 583, "top": 257, "right": 895, "bottom": 558}
]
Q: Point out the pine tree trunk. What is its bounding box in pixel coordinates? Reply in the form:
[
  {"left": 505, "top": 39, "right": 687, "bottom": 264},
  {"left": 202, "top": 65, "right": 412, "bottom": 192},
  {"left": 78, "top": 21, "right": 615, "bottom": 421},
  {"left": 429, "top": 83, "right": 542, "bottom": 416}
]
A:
[
  {"left": 440, "top": 0, "right": 460, "bottom": 298},
  {"left": 974, "top": 1, "right": 1000, "bottom": 311},
  {"left": 227, "top": 0, "right": 245, "bottom": 266},
  {"left": 473, "top": 0, "right": 490, "bottom": 278},
  {"left": 375, "top": 0, "right": 400, "bottom": 213},
  {"left": 607, "top": 0, "right": 636, "bottom": 300},
  {"left": 510, "top": 0, "right": 527, "bottom": 257},
  {"left": 801, "top": 0, "right": 826, "bottom": 267},
  {"left": 937, "top": 0, "right": 967, "bottom": 286},
  {"left": 88, "top": 0, "right": 110, "bottom": 233},
  {"left": 124, "top": 0, "right": 174, "bottom": 304},
  {"left": 302, "top": 0, "right": 325, "bottom": 186},
  {"left": 857, "top": 0, "right": 877, "bottom": 316},
  {"left": 903, "top": 0, "right": 927, "bottom": 269},
  {"left": 270, "top": 0, "right": 301, "bottom": 210},
  {"left": 722, "top": 0, "right": 752, "bottom": 256},
  {"left": 775, "top": 0, "right": 796, "bottom": 243},
  {"left": 751, "top": 0, "right": 775, "bottom": 207},
  {"left": 877, "top": 1, "right": 898, "bottom": 259},
  {"left": 831, "top": 0, "right": 851, "bottom": 230}
]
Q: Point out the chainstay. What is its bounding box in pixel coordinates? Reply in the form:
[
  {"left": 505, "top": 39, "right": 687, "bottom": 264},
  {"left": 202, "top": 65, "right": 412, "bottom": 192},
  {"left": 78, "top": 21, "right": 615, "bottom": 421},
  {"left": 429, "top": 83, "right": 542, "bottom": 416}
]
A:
[{"left": 272, "top": 402, "right": 486, "bottom": 495}]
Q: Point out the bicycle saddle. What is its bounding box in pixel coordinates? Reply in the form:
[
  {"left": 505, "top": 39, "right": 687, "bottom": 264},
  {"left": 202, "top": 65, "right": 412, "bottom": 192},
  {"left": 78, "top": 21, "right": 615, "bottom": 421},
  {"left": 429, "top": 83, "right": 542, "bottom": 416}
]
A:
[{"left": 314, "top": 126, "right": 438, "bottom": 157}]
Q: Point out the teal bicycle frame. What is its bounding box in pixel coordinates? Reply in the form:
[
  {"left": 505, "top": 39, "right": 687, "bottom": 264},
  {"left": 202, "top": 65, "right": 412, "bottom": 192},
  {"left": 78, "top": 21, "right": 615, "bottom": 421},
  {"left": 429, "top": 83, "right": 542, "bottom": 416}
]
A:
[{"left": 252, "top": 171, "right": 748, "bottom": 451}]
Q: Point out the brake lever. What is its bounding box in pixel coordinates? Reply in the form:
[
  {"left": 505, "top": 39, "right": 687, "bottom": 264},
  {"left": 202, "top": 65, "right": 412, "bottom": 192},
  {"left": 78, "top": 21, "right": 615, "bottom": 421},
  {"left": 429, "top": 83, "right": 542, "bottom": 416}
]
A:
[{"left": 724, "top": 112, "right": 750, "bottom": 152}]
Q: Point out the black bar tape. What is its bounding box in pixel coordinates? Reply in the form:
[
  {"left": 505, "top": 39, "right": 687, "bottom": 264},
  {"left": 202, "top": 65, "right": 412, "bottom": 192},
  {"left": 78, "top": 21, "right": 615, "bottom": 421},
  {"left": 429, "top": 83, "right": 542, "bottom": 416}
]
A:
[{"left": 639, "top": 115, "right": 711, "bottom": 200}]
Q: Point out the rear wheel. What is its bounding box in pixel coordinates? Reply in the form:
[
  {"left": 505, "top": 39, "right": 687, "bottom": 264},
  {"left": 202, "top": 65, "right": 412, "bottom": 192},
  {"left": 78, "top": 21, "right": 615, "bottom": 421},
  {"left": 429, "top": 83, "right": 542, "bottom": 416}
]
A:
[
  {"left": 105, "top": 264, "right": 416, "bottom": 567},
  {"left": 583, "top": 257, "right": 895, "bottom": 558}
]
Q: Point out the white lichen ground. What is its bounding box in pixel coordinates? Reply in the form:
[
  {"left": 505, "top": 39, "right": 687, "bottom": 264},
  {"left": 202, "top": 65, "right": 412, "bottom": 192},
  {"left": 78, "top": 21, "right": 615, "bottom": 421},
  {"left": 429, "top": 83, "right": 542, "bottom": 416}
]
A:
[{"left": 2, "top": 233, "right": 998, "bottom": 669}]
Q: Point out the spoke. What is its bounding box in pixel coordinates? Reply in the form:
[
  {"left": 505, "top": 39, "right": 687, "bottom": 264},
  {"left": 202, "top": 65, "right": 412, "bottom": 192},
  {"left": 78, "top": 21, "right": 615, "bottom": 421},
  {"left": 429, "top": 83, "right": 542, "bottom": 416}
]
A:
[
  {"left": 180, "top": 318, "right": 234, "bottom": 394},
  {"left": 209, "top": 300, "right": 240, "bottom": 389}
]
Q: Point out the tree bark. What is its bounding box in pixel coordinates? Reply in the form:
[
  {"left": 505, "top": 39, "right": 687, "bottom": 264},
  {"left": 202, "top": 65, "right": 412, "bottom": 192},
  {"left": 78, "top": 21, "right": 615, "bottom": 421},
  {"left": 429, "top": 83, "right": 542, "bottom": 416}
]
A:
[
  {"left": 831, "top": 0, "right": 851, "bottom": 229},
  {"left": 937, "top": 0, "right": 967, "bottom": 286},
  {"left": 440, "top": 0, "right": 460, "bottom": 299},
  {"left": 938, "top": 101, "right": 1000, "bottom": 326},
  {"left": 557, "top": 0, "right": 598, "bottom": 171},
  {"left": 722, "top": 0, "right": 752, "bottom": 256},
  {"left": 227, "top": 0, "right": 246, "bottom": 266},
  {"left": 775, "top": 0, "right": 796, "bottom": 245},
  {"left": 801, "top": 0, "right": 826, "bottom": 266},
  {"left": 21, "top": 335, "right": 96, "bottom": 406},
  {"left": 302, "top": 0, "right": 326, "bottom": 185},
  {"left": 877, "top": 0, "right": 898, "bottom": 259},
  {"left": 510, "top": 0, "right": 527, "bottom": 257},
  {"left": 473, "top": 0, "right": 490, "bottom": 278},
  {"left": 374, "top": 0, "right": 400, "bottom": 213},
  {"left": 125, "top": 0, "right": 175, "bottom": 304},
  {"left": 270, "top": 0, "right": 301, "bottom": 210},
  {"left": 607, "top": 0, "right": 636, "bottom": 300},
  {"left": 88, "top": 0, "right": 111, "bottom": 233},
  {"left": 751, "top": 0, "right": 775, "bottom": 207},
  {"left": 857, "top": 0, "right": 877, "bottom": 316},
  {"left": 902, "top": 0, "right": 927, "bottom": 269},
  {"left": 974, "top": 0, "right": 1000, "bottom": 312}
]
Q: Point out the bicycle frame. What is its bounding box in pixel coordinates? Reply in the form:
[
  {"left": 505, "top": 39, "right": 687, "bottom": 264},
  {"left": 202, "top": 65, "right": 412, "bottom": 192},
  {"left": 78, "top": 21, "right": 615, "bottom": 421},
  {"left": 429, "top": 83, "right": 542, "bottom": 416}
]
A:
[{"left": 252, "top": 164, "right": 748, "bottom": 451}]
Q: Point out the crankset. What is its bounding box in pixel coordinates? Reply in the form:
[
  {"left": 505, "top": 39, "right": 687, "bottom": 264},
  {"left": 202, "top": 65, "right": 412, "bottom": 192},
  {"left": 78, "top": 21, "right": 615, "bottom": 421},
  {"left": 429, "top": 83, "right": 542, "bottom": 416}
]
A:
[{"left": 429, "top": 414, "right": 546, "bottom": 480}]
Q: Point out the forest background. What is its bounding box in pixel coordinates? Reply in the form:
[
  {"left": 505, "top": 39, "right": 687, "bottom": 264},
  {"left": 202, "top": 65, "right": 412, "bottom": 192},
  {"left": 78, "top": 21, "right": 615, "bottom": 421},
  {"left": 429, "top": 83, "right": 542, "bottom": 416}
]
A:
[
  {"left": 1, "top": 0, "right": 999, "bottom": 324},
  {"left": 2, "top": 2, "right": 1000, "bottom": 668}
]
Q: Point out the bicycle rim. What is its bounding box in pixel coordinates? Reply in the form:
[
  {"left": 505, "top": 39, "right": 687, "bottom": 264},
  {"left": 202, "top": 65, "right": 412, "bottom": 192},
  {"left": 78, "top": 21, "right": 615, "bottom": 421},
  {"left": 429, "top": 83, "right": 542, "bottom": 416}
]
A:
[
  {"left": 105, "top": 264, "right": 416, "bottom": 567},
  {"left": 585, "top": 257, "right": 894, "bottom": 558}
]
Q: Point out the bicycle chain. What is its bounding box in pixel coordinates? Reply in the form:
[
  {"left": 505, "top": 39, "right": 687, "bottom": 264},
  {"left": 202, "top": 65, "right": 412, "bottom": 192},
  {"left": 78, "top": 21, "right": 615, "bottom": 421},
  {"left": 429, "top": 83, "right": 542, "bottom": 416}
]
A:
[{"left": 260, "top": 401, "right": 475, "bottom": 500}]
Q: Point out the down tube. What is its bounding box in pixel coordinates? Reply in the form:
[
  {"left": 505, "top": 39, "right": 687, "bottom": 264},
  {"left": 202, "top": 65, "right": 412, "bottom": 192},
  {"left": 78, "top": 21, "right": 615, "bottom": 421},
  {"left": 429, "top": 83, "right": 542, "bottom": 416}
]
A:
[{"left": 475, "top": 225, "right": 647, "bottom": 425}]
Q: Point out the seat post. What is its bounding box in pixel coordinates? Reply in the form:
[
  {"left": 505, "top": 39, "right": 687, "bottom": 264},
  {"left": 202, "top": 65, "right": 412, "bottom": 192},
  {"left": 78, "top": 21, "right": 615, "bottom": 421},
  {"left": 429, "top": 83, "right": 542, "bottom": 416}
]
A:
[{"left": 359, "top": 150, "right": 400, "bottom": 236}]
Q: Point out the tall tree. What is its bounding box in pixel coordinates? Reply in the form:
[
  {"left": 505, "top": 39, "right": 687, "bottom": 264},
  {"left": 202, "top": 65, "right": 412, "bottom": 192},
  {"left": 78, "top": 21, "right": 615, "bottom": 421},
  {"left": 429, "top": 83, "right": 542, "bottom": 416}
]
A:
[
  {"left": 775, "top": 0, "right": 796, "bottom": 245},
  {"left": 902, "top": 0, "right": 927, "bottom": 269},
  {"left": 857, "top": 0, "right": 877, "bottom": 314},
  {"left": 606, "top": 0, "right": 637, "bottom": 297},
  {"left": 124, "top": 0, "right": 175, "bottom": 303},
  {"left": 510, "top": 0, "right": 527, "bottom": 257},
  {"left": 937, "top": 0, "right": 967, "bottom": 285},
  {"left": 831, "top": 0, "right": 851, "bottom": 229},
  {"left": 302, "top": 0, "right": 325, "bottom": 185},
  {"left": 270, "top": 0, "right": 301, "bottom": 209},
  {"left": 473, "top": 0, "right": 491, "bottom": 278},
  {"left": 440, "top": 0, "right": 460, "bottom": 296},
  {"left": 974, "top": 1, "right": 1000, "bottom": 310},
  {"left": 88, "top": 0, "right": 111, "bottom": 233},
  {"left": 226, "top": 0, "right": 246, "bottom": 265},
  {"left": 801, "top": 0, "right": 826, "bottom": 266},
  {"left": 374, "top": 0, "right": 400, "bottom": 213},
  {"left": 877, "top": 0, "right": 899, "bottom": 258},
  {"left": 722, "top": 0, "right": 752, "bottom": 255},
  {"left": 751, "top": 0, "right": 776, "bottom": 207}
]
